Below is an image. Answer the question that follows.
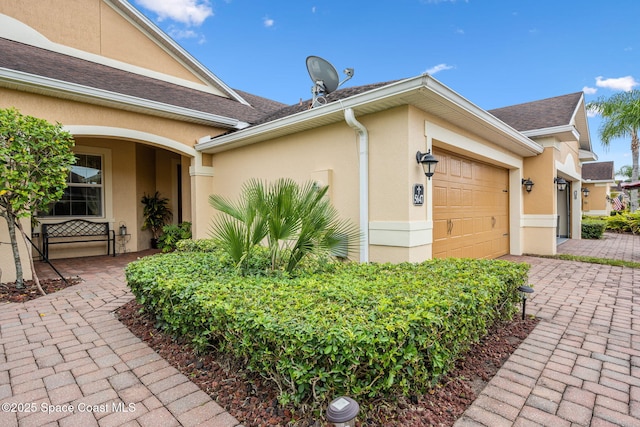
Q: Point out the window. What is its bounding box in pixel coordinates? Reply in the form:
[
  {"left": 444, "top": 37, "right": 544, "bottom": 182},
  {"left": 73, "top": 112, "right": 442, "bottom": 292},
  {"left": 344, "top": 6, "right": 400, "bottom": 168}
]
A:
[{"left": 46, "top": 154, "right": 103, "bottom": 217}]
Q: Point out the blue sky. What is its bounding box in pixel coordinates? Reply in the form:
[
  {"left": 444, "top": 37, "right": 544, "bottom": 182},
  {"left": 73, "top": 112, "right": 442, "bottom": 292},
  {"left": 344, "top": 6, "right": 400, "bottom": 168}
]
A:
[{"left": 132, "top": 0, "right": 639, "bottom": 177}]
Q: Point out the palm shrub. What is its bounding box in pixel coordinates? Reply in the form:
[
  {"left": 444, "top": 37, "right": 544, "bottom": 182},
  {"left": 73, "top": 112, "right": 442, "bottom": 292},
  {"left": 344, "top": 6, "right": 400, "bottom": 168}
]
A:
[{"left": 209, "top": 178, "right": 360, "bottom": 274}]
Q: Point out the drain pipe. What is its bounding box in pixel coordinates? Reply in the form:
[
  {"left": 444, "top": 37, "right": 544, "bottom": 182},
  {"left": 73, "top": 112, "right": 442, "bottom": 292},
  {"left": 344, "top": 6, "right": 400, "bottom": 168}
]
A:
[{"left": 344, "top": 108, "right": 369, "bottom": 263}]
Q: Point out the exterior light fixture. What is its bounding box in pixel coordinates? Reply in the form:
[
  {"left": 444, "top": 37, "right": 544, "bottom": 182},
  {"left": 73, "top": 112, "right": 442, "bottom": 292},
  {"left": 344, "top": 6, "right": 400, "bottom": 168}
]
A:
[
  {"left": 416, "top": 150, "right": 438, "bottom": 180},
  {"left": 521, "top": 178, "right": 534, "bottom": 193},
  {"left": 554, "top": 177, "right": 567, "bottom": 191},
  {"left": 517, "top": 285, "right": 534, "bottom": 320},
  {"left": 582, "top": 187, "right": 590, "bottom": 197},
  {"left": 119, "top": 222, "right": 128, "bottom": 236},
  {"left": 326, "top": 396, "right": 360, "bottom": 427}
]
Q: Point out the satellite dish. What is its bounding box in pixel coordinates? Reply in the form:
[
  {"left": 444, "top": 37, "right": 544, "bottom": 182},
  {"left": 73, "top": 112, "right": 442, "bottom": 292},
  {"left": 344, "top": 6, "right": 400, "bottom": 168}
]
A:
[
  {"left": 306, "top": 56, "right": 354, "bottom": 107},
  {"left": 306, "top": 56, "right": 340, "bottom": 94}
]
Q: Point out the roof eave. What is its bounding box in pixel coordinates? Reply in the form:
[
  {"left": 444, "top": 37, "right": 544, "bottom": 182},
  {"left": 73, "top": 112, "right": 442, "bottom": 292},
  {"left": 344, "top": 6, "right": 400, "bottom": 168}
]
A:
[
  {"left": 196, "top": 74, "right": 543, "bottom": 157},
  {"left": 579, "top": 149, "right": 598, "bottom": 162},
  {"left": 0, "top": 68, "right": 248, "bottom": 129}
]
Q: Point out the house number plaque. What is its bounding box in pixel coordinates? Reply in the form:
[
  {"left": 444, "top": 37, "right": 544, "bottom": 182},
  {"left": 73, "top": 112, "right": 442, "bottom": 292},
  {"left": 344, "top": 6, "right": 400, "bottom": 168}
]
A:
[{"left": 413, "top": 184, "right": 424, "bottom": 206}]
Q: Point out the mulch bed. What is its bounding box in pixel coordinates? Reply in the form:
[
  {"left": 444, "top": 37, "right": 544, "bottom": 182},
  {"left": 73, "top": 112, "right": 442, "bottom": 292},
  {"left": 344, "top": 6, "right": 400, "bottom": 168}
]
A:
[
  {"left": 1, "top": 277, "right": 538, "bottom": 426},
  {"left": 0, "top": 277, "right": 83, "bottom": 303}
]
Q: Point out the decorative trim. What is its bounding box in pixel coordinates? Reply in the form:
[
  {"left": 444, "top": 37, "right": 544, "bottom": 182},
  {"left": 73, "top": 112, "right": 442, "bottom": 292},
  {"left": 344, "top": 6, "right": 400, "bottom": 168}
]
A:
[
  {"left": 64, "top": 125, "right": 197, "bottom": 157},
  {"left": 369, "top": 221, "right": 433, "bottom": 247},
  {"left": 521, "top": 215, "right": 557, "bottom": 228}
]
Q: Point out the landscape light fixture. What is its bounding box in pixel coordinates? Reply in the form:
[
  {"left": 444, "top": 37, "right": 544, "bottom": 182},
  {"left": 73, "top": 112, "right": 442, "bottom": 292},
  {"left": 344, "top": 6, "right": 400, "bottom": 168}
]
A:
[
  {"left": 554, "top": 177, "right": 567, "bottom": 191},
  {"left": 326, "top": 396, "right": 360, "bottom": 427},
  {"left": 416, "top": 150, "right": 438, "bottom": 180},
  {"left": 582, "top": 187, "right": 590, "bottom": 197},
  {"left": 517, "top": 285, "right": 534, "bottom": 320},
  {"left": 119, "top": 222, "right": 127, "bottom": 236},
  {"left": 521, "top": 178, "right": 534, "bottom": 193}
]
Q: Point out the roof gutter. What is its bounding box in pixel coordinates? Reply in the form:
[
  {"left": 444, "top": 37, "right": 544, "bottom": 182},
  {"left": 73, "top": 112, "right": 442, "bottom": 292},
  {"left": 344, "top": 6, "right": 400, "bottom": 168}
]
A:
[{"left": 344, "top": 108, "right": 369, "bottom": 263}]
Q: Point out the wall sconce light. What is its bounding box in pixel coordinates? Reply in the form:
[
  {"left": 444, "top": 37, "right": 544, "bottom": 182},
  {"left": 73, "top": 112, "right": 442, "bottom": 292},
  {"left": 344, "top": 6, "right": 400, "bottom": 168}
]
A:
[
  {"left": 554, "top": 177, "right": 567, "bottom": 191},
  {"left": 582, "top": 187, "right": 590, "bottom": 197},
  {"left": 521, "top": 178, "right": 534, "bottom": 193},
  {"left": 517, "top": 285, "right": 534, "bottom": 320},
  {"left": 416, "top": 150, "right": 439, "bottom": 180},
  {"left": 326, "top": 396, "right": 360, "bottom": 427}
]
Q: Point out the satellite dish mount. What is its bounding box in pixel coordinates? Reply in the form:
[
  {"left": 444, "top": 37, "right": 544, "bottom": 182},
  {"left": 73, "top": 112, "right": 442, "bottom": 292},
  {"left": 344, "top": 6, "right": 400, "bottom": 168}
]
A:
[{"left": 306, "top": 56, "right": 354, "bottom": 108}]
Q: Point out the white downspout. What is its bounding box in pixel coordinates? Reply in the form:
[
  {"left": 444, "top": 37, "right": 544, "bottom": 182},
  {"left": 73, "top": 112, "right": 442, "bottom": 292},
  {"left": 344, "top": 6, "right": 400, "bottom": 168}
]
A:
[{"left": 344, "top": 108, "right": 369, "bottom": 262}]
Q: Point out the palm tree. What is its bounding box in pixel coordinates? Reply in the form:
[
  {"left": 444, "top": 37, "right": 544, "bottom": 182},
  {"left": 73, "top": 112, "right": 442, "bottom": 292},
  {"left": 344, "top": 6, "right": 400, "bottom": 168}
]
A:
[
  {"left": 587, "top": 90, "right": 640, "bottom": 212},
  {"left": 209, "top": 178, "right": 360, "bottom": 274},
  {"left": 617, "top": 165, "right": 633, "bottom": 181}
]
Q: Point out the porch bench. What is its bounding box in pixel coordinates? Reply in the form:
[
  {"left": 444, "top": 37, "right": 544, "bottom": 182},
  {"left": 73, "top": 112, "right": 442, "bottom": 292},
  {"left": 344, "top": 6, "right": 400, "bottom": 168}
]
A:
[{"left": 41, "top": 219, "right": 116, "bottom": 259}]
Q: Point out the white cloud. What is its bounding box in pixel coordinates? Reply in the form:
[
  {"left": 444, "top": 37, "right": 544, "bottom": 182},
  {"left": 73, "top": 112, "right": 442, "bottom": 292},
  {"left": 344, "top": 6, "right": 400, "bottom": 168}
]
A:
[
  {"left": 595, "top": 75, "right": 639, "bottom": 92},
  {"left": 425, "top": 63, "right": 454, "bottom": 75},
  {"left": 135, "top": 0, "right": 213, "bottom": 26},
  {"left": 168, "top": 27, "right": 206, "bottom": 43},
  {"left": 455, "top": 28, "right": 465, "bottom": 35},
  {"left": 312, "top": 6, "right": 317, "bottom": 13},
  {"left": 263, "top": 16, "right": 275, "bottom": 28},
  {"left": 582, "top": 86, "right": 597, "bottom": 95}
]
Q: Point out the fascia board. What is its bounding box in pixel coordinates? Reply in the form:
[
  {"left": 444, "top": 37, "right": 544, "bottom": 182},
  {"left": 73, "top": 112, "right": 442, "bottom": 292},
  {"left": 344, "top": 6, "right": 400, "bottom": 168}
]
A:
[
  {"left": 579, "top": 149, "right": 598, "bottom": 161},
  {"left": 197, "top": 74, "right": 543, "bottom": 156},
  {"left": 420, "top": 76, "right": 543, "bottom": 155},
  {"left": 109, "top": 0, "right": 250, "bottom": 106},
  {"left": 583, "top": 179, "right": 615, "bottom": 184},
  {"left": 0, "top": 68, "right": 247, "bottom": 129},
  {"left": 523, "top": 125, "right": 580, "bottom": 141}
]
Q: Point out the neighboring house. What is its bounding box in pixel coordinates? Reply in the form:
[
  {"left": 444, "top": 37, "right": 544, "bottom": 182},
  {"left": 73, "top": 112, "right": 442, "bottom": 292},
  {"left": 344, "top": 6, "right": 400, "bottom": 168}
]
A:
[
  {"left": 582, "top": 161, "right": 615, "bottom": 216},
  {"left": 0, "top": 0, "right": 596, "bottom": 282}
]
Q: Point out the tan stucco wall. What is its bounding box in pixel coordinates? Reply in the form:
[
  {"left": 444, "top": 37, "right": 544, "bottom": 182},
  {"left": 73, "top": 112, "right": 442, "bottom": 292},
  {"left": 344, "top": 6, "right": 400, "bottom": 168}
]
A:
[
  {"left": 582, "top": 183, "right": 612, "bottom": 215},
  {"left": 523, "top": 148, "right": 555, "bottom": 215},
  {"left": 206, "top": 120, "right": 362, "bottom": 257},
  {"left": 0, "top": 0, "right": 207, "bottom": 86}
]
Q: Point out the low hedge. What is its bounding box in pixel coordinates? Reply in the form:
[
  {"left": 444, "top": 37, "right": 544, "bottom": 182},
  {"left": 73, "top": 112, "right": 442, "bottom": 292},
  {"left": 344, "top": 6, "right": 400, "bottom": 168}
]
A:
[
  {"left": 126, "top": 252, "right": 529, "bottom": 407},
  {"left": 581, "top": 219, "right": 606, "bottom": 239}
]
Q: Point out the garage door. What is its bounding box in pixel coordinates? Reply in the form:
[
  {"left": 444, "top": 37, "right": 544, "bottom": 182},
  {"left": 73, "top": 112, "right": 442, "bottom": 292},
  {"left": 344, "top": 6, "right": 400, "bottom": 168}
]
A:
[{"left": 432, "top": 149, "right": 509, "bottom": 259}]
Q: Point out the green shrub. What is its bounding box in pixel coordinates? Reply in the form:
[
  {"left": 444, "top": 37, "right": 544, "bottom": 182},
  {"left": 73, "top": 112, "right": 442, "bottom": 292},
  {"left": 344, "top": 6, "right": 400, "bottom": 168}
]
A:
[
  {"left": 126, "top": 255, "right": 528, "bottom": 409},
  {"left": 157, "top": 222, "right": 192, "bottom": 252},
  {"left": 581, "top": 219, "right": 606, "bottom": 239},
  {"left": 604, "top": 214, "right": 631, "bottom": 233},
  {"left": 603, "top": 212, "right": 640, "bottom": 234},
  {"left": 175, "top": 238, "right": 218, "bottom": 253}
]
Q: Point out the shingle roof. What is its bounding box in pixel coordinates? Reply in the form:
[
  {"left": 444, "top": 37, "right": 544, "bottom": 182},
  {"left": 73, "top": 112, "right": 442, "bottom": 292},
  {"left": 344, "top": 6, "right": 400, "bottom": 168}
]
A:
[
  {"left": 582, "top": 161, "right": 615, "bottom": 181},
  {"left": 488, "top": 92, "right": 583, "bottom": 132},
  {"left": 0, "top": 37, "right": 283, "bottom": 124},
  {"left": 252, "top": 80, "right": 402, "bottom": 125}
]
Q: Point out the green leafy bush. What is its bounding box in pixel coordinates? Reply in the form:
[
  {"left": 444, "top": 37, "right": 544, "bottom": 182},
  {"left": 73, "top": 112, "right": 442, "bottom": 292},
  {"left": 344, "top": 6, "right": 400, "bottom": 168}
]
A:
[
  {"left": 126, "top": 254, "right": 529, "bottom": 408},
  {"left": 604, "top": 212, "right": 640, "bottom": 234},
  {"left": 157, "top": 222, "right": 192, "bottom": 252},
  {"left": 581, "top": 219, "right": 606, "bottom": 239},
  {"left": 175, "top": 238, "right": 217, "bottom": 252}
]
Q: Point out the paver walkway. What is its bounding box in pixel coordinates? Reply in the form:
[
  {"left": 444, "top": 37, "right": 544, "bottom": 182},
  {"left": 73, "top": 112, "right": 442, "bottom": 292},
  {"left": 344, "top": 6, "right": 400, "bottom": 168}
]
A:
[
  {"left": 0, "top": 251, "right": 241, "bottom": 427},
  {"left": 455, "top": 233, "right": 640, "bottom": 427}
]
